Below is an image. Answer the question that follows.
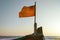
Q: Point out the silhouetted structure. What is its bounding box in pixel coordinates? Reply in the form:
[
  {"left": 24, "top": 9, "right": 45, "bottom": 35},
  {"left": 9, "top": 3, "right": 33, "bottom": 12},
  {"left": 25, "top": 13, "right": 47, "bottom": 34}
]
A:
[
  {"left": 13, "top": 26, "right": 45, "bottom": 40},
  {"left": 32, "top": 26, "right": 45, "bottom": 40},
  {"left": 36, "top": 26, "right": 45, "bottom": 40}
]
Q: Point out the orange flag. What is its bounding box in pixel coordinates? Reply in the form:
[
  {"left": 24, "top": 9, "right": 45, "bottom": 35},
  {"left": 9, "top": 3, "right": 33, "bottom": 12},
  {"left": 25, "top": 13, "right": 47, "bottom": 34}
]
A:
[{"left": 19, "top": 5, "right": 35, "bottom": 17}]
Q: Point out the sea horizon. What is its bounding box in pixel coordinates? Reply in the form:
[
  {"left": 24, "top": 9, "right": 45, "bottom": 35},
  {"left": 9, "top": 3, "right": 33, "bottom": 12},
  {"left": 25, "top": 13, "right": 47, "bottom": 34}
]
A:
[{"left": 0, "top": 36, "right": 60, "bottom": 40}]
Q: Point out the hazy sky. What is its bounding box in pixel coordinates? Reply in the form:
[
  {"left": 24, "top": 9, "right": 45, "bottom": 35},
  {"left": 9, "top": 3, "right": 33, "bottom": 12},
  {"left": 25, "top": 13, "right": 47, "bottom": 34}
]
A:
[{"left": 0, "top": 0, "right": 60, "bottom": 36}]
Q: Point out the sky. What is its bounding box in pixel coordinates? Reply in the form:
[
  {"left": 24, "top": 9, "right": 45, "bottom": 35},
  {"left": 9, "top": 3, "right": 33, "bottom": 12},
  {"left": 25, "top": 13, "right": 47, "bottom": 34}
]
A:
[{"left": 0, "top": 0, "right": 60, "bottom": 36}]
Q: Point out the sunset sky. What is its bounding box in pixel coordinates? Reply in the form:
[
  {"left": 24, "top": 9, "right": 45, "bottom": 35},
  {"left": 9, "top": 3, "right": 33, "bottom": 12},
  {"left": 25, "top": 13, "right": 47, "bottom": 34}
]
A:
[{"left": 0, "top": 0, "right": 60, "bottom": 36}]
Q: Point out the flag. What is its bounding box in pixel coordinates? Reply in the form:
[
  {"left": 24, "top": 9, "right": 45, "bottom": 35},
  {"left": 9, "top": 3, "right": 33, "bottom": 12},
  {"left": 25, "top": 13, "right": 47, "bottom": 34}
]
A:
[{"left": 19, "top": 5, "right": 35, "bottom": 17}]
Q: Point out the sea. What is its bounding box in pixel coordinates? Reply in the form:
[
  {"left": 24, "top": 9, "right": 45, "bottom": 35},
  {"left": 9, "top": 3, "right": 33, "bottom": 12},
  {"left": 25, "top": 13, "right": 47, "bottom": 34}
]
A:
[{"left": 0, "top": 36, "right": 60, "bottom": 40}]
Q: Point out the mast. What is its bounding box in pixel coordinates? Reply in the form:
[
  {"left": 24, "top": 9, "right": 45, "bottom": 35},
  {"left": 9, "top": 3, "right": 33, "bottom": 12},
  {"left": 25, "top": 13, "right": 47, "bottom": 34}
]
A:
[{"left": 34, "top": 2, "right": 37, "bottom": 35}]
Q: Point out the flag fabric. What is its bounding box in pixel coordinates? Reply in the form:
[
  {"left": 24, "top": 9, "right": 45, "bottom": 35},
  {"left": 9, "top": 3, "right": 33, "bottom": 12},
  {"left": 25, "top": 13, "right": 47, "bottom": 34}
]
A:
[{"left": 19, "top": 5, "right": 35, "bottom": 17}]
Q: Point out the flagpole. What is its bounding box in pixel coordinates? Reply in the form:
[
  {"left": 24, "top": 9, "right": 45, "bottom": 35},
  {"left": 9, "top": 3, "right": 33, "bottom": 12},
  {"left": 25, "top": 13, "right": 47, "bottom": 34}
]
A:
[
  {"left": 34, "top": 2, "right": 37, "bottom": 36},
  {"left": 34, "top": 2, "right": 36, "bottom": 23}
]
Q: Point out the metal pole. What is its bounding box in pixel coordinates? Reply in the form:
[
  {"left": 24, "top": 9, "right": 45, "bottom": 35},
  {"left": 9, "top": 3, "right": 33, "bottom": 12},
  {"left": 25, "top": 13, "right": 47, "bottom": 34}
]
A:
[{"left": 34, "top": 2, "right": 37, "bottom": 36}]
